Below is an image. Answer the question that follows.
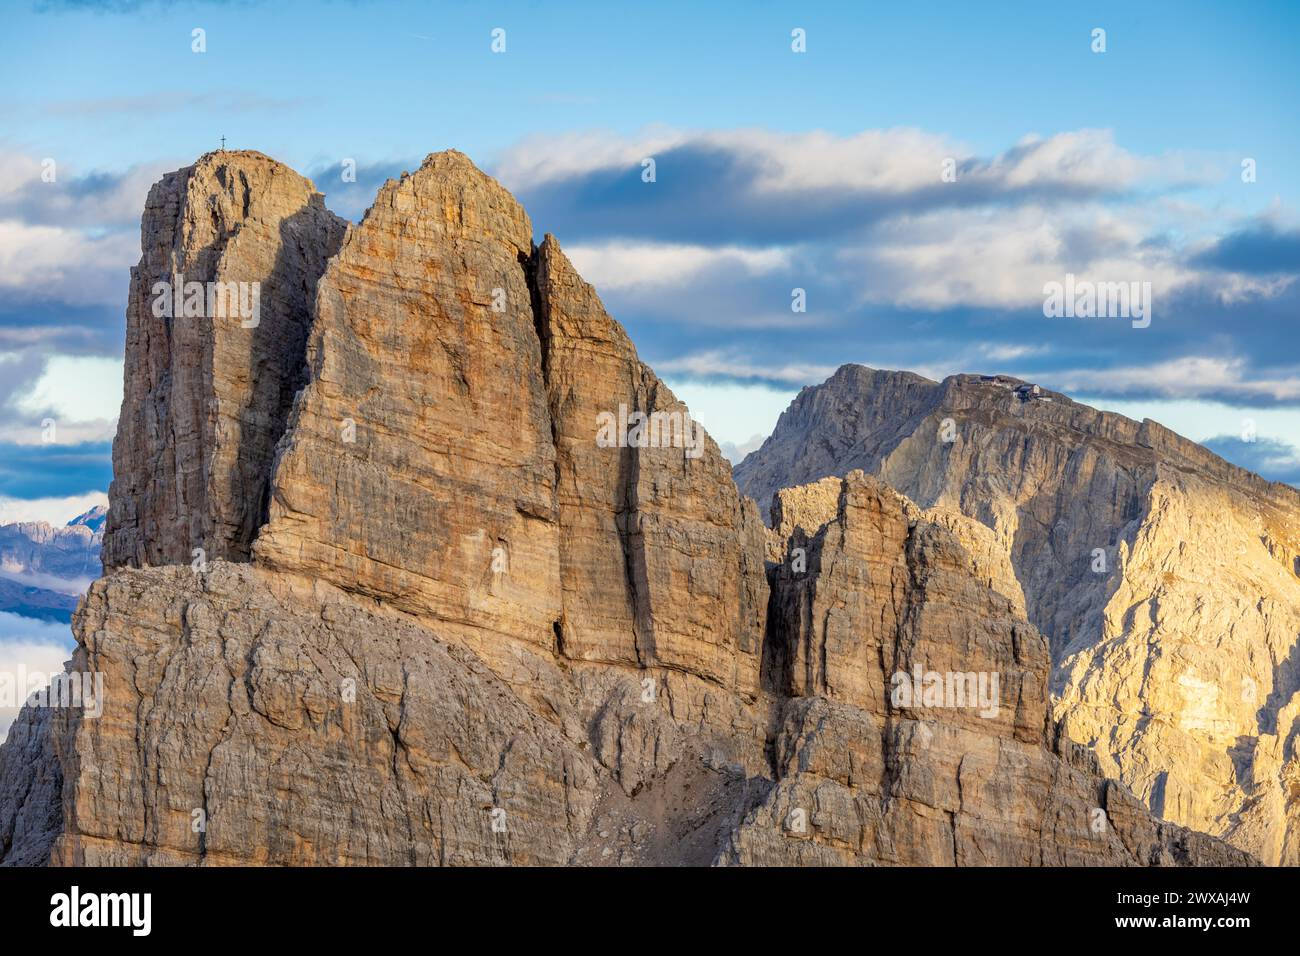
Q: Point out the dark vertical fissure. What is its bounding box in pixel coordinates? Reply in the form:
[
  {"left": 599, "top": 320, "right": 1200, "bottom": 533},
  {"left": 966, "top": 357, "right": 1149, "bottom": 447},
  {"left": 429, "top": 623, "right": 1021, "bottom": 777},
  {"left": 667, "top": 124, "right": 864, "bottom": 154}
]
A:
[{"left": 518, "top": 245, "right": 568, "bottom": 650}]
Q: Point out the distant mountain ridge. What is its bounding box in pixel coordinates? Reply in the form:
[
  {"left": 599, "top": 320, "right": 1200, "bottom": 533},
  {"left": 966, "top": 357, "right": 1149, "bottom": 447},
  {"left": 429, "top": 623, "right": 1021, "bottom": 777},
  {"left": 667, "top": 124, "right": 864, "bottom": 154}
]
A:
[
  {"left": 0, "top": 509, "right": 104, "bottom": 623},
  {"left": 734, "top": 363, "right": 1300, "bottom": 864},
  {"left": 735, "top": 365, "right": 1300, "bottom": 526}
]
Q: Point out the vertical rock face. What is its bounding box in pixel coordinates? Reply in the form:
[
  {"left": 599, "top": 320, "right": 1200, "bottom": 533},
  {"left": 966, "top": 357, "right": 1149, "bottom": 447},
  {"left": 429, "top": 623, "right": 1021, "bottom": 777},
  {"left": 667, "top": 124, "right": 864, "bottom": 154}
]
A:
[
  {"left": 252, "top": 151, "right": 563, "bottom": 652},
  {"left": 1054, "top": 472, "right": 1300, "bottom": 865},
  {"left": 765, "top": 476, "right": 1026, "bottom": 618},
  {"left": 103, "top": 151, "right": 346, "bottom": 569},
  {"left": 765, "top": 473, "right": 1044, "bottom": 740},
  {"left": 0, "top": 154, "right": 1255, "bottom": 867},
  {"left": 729, "top": 472, "right": 1250, "bottom": 865},
  {"left": 251, "top": 158, "right": 764, "bottom": 692},
  {"left": 532, "top": 236, "right": 767, "bottom": 694},
  {"left": 735, "top": 364, "right": 1300, "bottom": 863}
]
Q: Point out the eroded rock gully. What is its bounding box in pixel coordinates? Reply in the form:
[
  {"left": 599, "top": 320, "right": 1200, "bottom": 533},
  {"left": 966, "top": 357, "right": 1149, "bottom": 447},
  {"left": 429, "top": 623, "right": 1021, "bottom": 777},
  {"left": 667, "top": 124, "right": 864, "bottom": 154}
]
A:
[{"left": 0, "top": 151, "right": 1253, "bottom": 866}]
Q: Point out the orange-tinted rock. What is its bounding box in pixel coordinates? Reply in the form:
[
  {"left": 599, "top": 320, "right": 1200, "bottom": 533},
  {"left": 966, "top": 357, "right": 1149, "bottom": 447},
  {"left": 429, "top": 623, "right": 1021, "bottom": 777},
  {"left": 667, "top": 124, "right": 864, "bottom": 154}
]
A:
[{"left": 252, "top": 152, "right": 563, "bottom": 652}]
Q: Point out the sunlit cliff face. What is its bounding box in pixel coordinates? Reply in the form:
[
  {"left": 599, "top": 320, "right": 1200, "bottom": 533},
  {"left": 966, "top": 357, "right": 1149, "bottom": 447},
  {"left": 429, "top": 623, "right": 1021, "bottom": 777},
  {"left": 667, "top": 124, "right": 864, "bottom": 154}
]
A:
[{"left": 736, "top": 365, "right": 1300, "bottom": 864}]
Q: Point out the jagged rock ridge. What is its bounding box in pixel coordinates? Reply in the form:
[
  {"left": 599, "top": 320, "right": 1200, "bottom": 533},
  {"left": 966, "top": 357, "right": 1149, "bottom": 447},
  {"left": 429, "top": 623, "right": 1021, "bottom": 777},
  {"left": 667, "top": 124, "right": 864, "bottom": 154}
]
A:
[
  {"left": 0, "top": 154, "right": 1254, "bottom": 867},
  {"left": 735, "top": 363, "right": 1300, "bottom": 864}
]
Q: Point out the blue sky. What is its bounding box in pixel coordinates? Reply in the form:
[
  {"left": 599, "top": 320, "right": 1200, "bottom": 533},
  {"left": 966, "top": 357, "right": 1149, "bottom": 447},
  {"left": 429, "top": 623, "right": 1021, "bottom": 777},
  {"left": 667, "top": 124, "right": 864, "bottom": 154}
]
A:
[{"left": 2, "top": 0, "right": 1300, "bottom": 524}]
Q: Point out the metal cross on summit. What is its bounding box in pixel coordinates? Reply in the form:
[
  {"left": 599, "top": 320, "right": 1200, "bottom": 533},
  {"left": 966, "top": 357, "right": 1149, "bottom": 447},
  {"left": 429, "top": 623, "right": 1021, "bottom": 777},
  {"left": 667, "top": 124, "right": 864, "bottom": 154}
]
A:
[{"left": 220, "top": 136, "right": 226, "bottom": 151}]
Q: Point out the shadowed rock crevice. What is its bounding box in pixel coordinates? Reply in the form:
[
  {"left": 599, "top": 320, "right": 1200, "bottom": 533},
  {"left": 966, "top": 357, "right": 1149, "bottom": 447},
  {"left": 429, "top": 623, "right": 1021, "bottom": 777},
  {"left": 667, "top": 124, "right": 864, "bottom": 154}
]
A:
[{"left": 225, "top": 206, "right": 346, "bottom": 558}]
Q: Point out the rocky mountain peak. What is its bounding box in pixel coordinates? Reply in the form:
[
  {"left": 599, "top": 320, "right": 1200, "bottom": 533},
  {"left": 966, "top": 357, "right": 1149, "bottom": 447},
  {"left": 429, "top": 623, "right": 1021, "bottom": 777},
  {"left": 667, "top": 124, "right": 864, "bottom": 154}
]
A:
[
  {"left": 65, "top": 506, "right": 107, "bottom": 533},
  {"left": 0, "top": 154, "right": 1258, "bottom": 868},
  {"left": 102, "top": 147, "right": 347, "bottom": 570}
]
